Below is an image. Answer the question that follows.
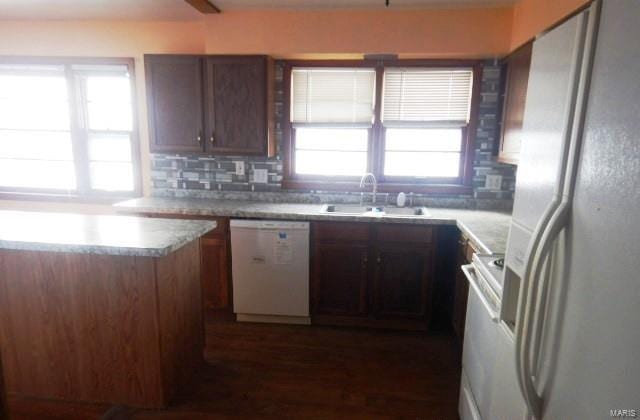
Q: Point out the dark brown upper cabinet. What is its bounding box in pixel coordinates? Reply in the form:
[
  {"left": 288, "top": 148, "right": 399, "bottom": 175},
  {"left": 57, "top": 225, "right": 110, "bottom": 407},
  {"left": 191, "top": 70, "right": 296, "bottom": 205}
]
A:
[
  {"left": 498, "top": 41, "right": 533, "bottom": 165},
  {"left": 204, "top": 56, "right": 271, "bottom": 155},
  {"left": 145, "top": 55, "right": 205, "bottom": 153},
  {"left": 145, "top": 54, "right": 275, "bottom": 156}
]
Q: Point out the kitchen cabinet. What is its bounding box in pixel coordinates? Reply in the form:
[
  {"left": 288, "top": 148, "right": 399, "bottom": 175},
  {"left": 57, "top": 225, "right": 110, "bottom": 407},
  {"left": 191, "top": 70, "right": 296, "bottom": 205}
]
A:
[
  {"left": 312, "top": 222, "right": 369, "bottom": 317},
  {"left": 200, "top": 218, "right": 231, "bottom": 311},
  {"left": 311, "top": 222, "right": 434, "bottom": 330},
  {"left": 145, "top": 55, "right": 204, "bottom": 153},
  {"left": 498, "top": 41, "right": 533, "bottom": 165},
  {"left": 0, "top": 354, "right": 6, "bottom": 419},
  {"left": 451, "top": 233, "right": 478, "bottom": 345},
  {"left": 313, "top": 243, "right": 369, "bottom": 317},
  {"left": 204, "top": 56, "right": 272, "bottom": 155},
  {"left": 145, "top": 54, "right": 275, "bottom": 156},
  {"left": 372, "top": 245, "right": 432, "bottom": 320},
  {"left": 143, "top": 213, "right": 232, "bottom": 313}
]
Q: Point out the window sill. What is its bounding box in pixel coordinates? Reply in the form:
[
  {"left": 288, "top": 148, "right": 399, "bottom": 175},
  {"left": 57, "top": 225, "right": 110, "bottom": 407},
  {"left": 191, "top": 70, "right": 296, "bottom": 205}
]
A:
[
  {"left": 282, "top": 179, "right": 473, "bottom": 195},
  {"left": 0, "top": 191, "right": 141, "bottom": 205}
]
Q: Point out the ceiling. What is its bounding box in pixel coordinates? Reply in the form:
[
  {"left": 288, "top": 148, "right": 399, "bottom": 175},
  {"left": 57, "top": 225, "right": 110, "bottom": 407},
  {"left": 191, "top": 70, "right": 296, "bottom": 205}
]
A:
[{"left": 0, "top": 0, "right": 516, "bottom": 20}]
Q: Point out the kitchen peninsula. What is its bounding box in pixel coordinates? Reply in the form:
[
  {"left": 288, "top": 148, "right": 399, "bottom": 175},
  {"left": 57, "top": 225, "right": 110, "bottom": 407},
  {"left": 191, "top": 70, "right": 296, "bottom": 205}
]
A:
[{"left": 0, "top": 211, "right": 216, "bottom": 409}]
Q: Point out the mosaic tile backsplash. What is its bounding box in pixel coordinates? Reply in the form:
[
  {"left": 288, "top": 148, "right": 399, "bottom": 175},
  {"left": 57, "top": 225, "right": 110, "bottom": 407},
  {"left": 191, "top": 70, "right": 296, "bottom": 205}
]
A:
[{"left": 151, "top": 60, "right": 516, "bottom": 210}]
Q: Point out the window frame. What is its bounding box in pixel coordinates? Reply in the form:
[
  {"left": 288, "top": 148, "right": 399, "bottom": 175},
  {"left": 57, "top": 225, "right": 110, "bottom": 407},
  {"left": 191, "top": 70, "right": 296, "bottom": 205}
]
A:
[
  {"left": 0, "top": 56, "right": 142, "bottom": 202},
  {"left": 282, "top": 59, "right": 483, "bottom": 194}
]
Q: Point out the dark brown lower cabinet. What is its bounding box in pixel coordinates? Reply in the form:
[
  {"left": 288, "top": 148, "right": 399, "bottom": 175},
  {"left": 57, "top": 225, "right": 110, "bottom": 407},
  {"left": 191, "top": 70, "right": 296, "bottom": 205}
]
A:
[
  {"left": 452, "top": 257, "right": 469, "bottom": 342},
  {"left": 311, "top": 221, "right": 434, "bottom": 330},
  {"left": 0, "top": 353, "right": 6, "bottom": 420},
  {"left": 452, "top": 234, "right": 478, "bottom": 345},
  {"left": 313, "top": 242, "right": 369, "bottom": 317},
  {"left": 373, "top": 245, "right": 432, "bottom": 320},
  {"left": 142, "top": 213, "right": 232, "bottom": 313},
  {"left": 201, "top": 236, "right": 230, "bottom": 310}
]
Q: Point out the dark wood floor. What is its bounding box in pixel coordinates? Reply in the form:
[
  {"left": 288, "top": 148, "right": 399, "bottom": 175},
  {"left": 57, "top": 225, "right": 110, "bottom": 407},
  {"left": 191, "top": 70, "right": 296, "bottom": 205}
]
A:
[{"left": 6, "top": 316, "right": 462, "bottom": 420}]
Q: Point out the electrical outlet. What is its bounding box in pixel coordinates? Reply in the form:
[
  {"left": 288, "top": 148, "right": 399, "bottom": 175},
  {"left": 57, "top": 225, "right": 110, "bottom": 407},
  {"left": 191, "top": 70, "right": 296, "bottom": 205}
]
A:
[
  {"left": 485, "top": 174, "right": 503, "bottom": 190},
  {"left": 253, "top": 169, "right": 268, "bottom": 184},
  {"left": 234, "top": 161, "right": 245, "bottom": 176}
]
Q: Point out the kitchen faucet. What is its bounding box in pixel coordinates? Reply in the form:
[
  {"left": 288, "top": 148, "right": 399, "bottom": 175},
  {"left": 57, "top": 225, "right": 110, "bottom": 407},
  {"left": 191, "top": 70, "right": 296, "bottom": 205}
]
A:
[{"left": 359, "top": 172, "right": 377, "bottom": 206}]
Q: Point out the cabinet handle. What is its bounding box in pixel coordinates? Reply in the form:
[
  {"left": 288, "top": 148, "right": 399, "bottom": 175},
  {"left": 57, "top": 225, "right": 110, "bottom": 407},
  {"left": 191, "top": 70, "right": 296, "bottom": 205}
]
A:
[
  {"left": 197, "top": 134, "right": 202, "bottom": 144},
  {"left": 376, "top": 255, "right": 381, "bottom": 264},
  {"left": 210, "top": 134, "right": 215, "bottom": 144}
]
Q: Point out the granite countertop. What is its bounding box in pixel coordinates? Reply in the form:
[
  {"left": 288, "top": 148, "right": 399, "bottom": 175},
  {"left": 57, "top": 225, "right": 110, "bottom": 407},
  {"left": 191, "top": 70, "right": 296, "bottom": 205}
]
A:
[
  {"left": 115, "top": 197, "right": 511, "bottom": 254},
  {"left": 0, "top": 210, "right": 216, "bottom": 257}
]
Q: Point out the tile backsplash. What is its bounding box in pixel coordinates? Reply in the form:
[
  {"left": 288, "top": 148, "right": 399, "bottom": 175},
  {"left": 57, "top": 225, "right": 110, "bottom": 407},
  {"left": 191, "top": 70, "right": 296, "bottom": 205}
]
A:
[{"left": 151, "top": 60, "right": 516, "bottom": 210}]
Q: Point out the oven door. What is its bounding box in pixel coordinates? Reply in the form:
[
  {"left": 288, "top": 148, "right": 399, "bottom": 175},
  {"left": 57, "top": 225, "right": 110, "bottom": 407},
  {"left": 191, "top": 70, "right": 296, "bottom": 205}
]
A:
[{"left": 459, "top": 263, "right": 501, "bottom": 420}]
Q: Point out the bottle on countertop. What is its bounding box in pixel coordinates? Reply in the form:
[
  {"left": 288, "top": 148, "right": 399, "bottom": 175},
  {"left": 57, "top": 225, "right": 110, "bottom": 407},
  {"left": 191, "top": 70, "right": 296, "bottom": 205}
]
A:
[{"left": 396, "top": 192, "right": 407, "bottom": 208}]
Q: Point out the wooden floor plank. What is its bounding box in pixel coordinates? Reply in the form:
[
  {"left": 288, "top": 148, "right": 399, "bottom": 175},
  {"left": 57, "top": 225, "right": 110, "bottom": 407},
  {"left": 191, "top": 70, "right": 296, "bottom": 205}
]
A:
[{"left": 7, "top": 317, "right": 461, "bottom": 419}]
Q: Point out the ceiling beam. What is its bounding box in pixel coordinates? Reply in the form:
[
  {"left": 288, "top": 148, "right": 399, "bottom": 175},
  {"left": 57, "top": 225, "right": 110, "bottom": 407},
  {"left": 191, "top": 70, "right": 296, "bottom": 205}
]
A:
[{"left": 184, "top": 0, "right": 220, "bottom": 14}]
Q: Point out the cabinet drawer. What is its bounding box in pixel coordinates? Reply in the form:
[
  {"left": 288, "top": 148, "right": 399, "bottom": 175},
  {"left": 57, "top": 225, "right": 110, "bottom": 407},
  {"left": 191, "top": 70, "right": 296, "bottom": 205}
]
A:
[
  {"left": 314, "top": 222, "right": 369, "bottom": 242},
  {"left": 374, "top": 224, "right": 432, "bottom": 244}
]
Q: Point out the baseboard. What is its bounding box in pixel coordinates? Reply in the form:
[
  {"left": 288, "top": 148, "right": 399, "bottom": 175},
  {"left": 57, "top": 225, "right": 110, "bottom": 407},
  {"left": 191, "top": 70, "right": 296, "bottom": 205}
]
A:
[{"left": 236, "top": 313, "right": 311, "bottom": 325}]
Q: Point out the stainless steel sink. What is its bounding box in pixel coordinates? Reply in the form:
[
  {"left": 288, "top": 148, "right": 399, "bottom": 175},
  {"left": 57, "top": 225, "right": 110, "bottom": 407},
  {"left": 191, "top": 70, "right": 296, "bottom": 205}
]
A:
[
  {"left": 319, "top": 204, "right": 429, "bottom": 217},
  {"left": 383, "top": 206, "right": 430, "bottom": 217},
  {"left": 320, "top": 204, "right": 384, "bottom": 215}
]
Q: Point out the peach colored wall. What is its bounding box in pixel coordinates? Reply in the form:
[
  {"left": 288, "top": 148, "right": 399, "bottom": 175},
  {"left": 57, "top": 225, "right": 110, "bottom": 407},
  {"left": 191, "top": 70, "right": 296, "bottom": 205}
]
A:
[
  {"left": 0, "top": 2, "right": 587, "bottom": 214},
  {"left": 204, "top": 8, "right": 513, "bottom": 58},
  {"left": 510, "top": 0, "right": 589, "bottom": 50}
]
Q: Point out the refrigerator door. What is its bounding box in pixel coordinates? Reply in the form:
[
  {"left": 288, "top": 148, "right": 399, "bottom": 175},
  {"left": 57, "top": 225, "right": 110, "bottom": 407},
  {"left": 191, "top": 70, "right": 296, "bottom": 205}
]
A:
[
  {"left": 539, "top": 0, "right": 640, "bottom": 417},
  {"left": 499, "top": 8, "right": 590, "bottom": 419},
  {"left": 509, "top": 13, "right": 585, "bottom": 234},
  {"left": 504, "top": 10, "right": 588, "bottom": 331},
  {"left": 490, "top": 324, "right": 529, "bottom": 420}
]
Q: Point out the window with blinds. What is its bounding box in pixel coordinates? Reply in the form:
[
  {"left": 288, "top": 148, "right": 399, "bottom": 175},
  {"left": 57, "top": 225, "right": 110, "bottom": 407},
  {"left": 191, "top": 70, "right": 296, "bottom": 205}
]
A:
[
  {"left": 382, "top": 68, "right": 473, "bottom": 126},
  {"left": 284, "top": 61, "right": 479, "bottom": 187},
  {"left": 291, "top": 68, "right": 375, "bottom": 176},
  {"left": 381, "top": 68, "right": 474, "bottom": 178},
  {"left": 291, "top": 68, "right": 376, "bottom": 125}
]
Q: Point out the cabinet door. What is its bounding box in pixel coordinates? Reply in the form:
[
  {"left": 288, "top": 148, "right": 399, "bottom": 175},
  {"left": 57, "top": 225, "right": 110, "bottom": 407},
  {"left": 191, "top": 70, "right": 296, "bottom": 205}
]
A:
[
  {"left": 372, "top": 245, "right": 432, "bottom": 320},
  {"left": 201, "top": 237, "right": 230, "bottom": 310},
  {"left": 498, "top": 41, "right": 533, "bottom": 165},
  {"left": 204, "top": 56, "right": 267, "bottom": 155},
  {"left": 0, "top": 354, "right": 6, "bottom": 419},
  {"left": 312, "top": 243, "right": 369, "bottom": 317},
  {"left": 145, "top": 55, "right": 204, "bottom": 153},
  {"left": 452, "top": 261, "right": 470, "bottom": 342}
]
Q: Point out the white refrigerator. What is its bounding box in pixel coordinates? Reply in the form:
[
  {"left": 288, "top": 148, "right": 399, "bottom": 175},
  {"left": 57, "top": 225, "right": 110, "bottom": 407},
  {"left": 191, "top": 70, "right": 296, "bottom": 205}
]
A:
[{"left": 493, "top": 0, "right": 640, "bottom": 419}]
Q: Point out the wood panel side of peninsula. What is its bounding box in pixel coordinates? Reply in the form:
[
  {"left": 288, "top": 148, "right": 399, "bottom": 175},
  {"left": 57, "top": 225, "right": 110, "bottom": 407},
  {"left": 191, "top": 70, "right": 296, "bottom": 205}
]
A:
[{"left": 0, "top": 240, "right": 203, "bottom": 409}]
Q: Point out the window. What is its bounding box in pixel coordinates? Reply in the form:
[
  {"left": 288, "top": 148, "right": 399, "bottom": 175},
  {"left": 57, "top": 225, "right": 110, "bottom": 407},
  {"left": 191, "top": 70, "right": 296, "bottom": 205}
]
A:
[
  {"left": 283, "top": 61, "right": 480, "bottom": 193},
  {"left": 0, "top": 58, "right": 140, "bottom": 199},
  {"left": 290, "top": 68, "right": 376, "bottom": 177}
]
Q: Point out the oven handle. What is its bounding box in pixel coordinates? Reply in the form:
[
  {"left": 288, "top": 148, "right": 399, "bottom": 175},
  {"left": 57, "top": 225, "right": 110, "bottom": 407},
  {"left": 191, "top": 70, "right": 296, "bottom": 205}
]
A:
[{"left": 461, "top": 264, "right": 499, "bottom": 323}]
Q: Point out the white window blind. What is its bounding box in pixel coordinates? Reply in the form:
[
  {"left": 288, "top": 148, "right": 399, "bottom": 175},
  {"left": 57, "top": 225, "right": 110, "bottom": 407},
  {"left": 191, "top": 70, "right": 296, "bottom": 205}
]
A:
[
  {"left": 291, "top": 68, "right": 376, "bottom": 125},
  {"left": 382, "top": 68, "right": 473, "bottom": 126}
]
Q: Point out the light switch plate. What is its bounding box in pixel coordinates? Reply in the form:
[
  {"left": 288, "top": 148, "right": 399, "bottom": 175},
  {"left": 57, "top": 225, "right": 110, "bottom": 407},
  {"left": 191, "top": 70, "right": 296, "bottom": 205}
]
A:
[
  {"left": 485, "top": 174, "right": 503, "bottom": 190},
  {"left": 253, "top": 169, "right": 268, "bottom": 184},
  {"left": 234, "top": 161, "right": 245, "bottom": 176}
]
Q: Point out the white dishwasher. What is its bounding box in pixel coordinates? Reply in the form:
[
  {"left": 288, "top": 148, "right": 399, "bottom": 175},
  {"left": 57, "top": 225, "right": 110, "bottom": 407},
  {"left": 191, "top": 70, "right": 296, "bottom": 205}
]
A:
[{"left": 230, "top": 219, "right": 310, "bottom": 325}]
